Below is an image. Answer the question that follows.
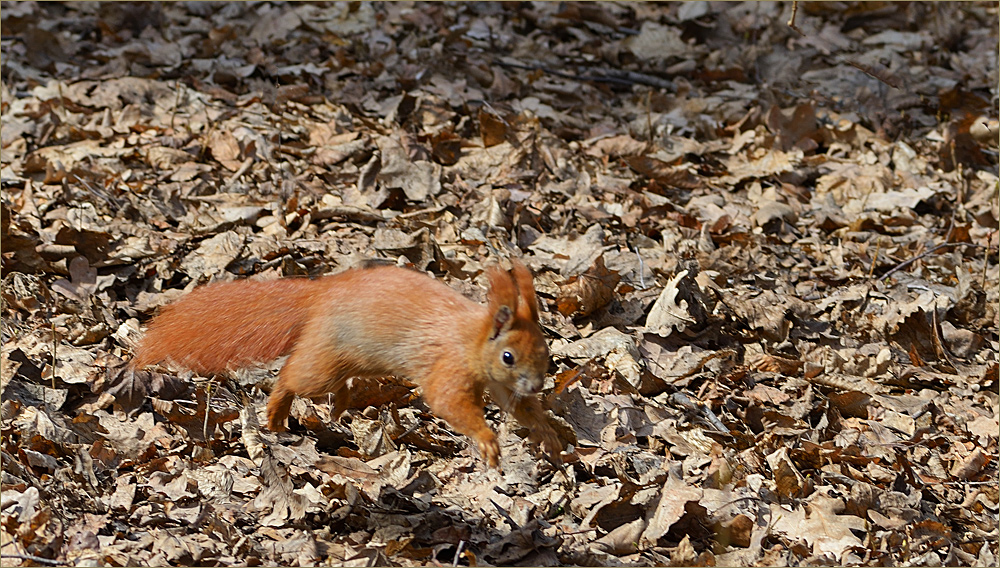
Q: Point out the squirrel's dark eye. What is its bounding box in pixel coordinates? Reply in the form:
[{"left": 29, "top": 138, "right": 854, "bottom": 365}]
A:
[{"left": 501, "top": 351, "right": 515, "bottom": 366}]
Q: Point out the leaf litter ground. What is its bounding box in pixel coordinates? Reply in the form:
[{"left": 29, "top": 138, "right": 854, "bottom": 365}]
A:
[{"left": 1, "top": 2, "right": 997, "bottom": 566}]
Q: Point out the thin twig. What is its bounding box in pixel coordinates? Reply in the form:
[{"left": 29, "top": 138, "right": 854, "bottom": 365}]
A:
[
  {"left": 786, "top": 1, "right": 804, "bottom": 36},
  {"left": 1, "top": 553, "right": 65, "bottom": 566},
  {"left": 72, "top": 174, "right": 121, "bottom": 212},
  {"left": 877, "top": 242, "right": 988, "bottom": 282},
  {"left": 171, "top": 79, "right": 182, "bottom": 130},
  {"left": 931, "top": 306, "right": 958, "bottom": 371},
  {"left": 557, "top": 527, "right": 600, "bottom": 537},
  {"left": 635, "top": 245, "right": 645, "bottom": 289},
  {"left": 670, "top": 391, "right": 730, "bottom": 434},
  {"left": 645, "top": 89, "right": 653, "bottom": 144},
  {"left": 50, "top": 301, "right": 57, "bottom": 405},
  {"left": 710, "top": 495, "right": 769, "bottom": 514},
  {"left": 867, "top": 237, "right": 882, "bottom": 278},
  {"left": 845, "top": 59, "right": 903, "bottom": 89},
  {"left": 496, "top": 60, "right": 673, "bottom": 89},
  {"left": 203, "top": 378, "right": 215, "bottom": 442},
  {"left": 223, "top": 157, "right": 254, "bottom": 190},
  {"left": 984, "top": 227, "right": 994, "bottom": 289}
]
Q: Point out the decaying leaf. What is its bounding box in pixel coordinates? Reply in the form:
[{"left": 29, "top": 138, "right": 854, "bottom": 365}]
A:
[
  {"left": 556, "top": 255, "right": 621, "bottom": 318},
  {"left": 644, "top": 270, "right": 696, "bottom": 336},
  {"left": 639, "top": 475, "right": 703, "bottom": 549},
  {"left": 770, "top": 487, "right": 867, "bottom": 561}
]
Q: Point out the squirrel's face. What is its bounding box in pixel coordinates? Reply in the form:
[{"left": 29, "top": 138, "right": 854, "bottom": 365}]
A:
[
  {"left": 483, "top": 261, "right": 549, "bottom": 396},
  {"left": 490, "top": 324, "right": 549, "bottom": 395}
]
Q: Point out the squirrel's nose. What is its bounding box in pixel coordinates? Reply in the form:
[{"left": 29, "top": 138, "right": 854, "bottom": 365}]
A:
[{"left": 518, "top": 375, "right": 543, "bottom": 394}]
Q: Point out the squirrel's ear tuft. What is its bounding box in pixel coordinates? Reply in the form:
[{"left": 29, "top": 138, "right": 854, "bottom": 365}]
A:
[
  {"left": 487, "top": 264, "right": 517, "bottom": 306},
  {"left": 509, "top": 260, "right": 539, "bottom": 322},
  {"left": 487, "top": 264, "right": 519, "bottom": 339},
  {"left": 487, "top": 260, "right": 540, "bottom": 326}
]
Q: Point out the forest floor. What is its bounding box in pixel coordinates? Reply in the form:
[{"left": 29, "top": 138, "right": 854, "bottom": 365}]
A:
[{"left": 2, "top": 2, "right": 998, "bottom": 566}]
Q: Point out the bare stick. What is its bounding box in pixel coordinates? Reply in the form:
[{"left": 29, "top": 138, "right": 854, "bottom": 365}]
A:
[
  {"left": 868, "top": 237, "right": 883, "bottom": 278},
  {"left": 203, "top": 378, "right": 215, "bottom": 442},
  {"left": 845, "top": 60, "right": 902, "bottom": 89},
  {"left": 171, "top": 80, "right": 182, "bottom": 130},
  {"left": 931, "top": 306, "right": 957, "bottom": 371},
  {"left": 787, "top": 1, "right": 804, "bottom": 36},
  {"left": 877, "top": 242, "right": 988, "bottom": 282},
  {"left": 1, "top": 553, "right": 65, "bottom": 566}
]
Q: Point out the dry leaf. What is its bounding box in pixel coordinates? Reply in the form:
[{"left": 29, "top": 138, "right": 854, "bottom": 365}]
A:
[{"left": 556, "top": 255, "right": 621, "bottom": 318}]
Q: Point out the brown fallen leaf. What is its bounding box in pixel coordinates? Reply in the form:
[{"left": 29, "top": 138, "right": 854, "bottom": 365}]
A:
[
  {"left": 206, "top": 130, "right": 244, "bottom": 171},
  {"left": 593, "top": 517, "right": 646, "bottom": 556},
  {"left": 479, "top": 107, "right": 507, "bottom": 147},
  {"left": 639, "top": 476, "right": 703, "bottom": 549},
  {"left": 765, "top": 447, "right": 809, "bottom": 500},
  {"left": 747, "top": 353, "right": 803, "bottom": 375},
  {"left": 770, "top": 487, "right": 866, "bottom": 560},
  {"left": 150, "top": 386, "right": 240, "bottom": 441},
  {"left": 644, "top": 270, "right": 696, "bottom": 336},
  {"left": 717, "top": 513, "right": 753, "bottom": 548},
  {"left": 556, "top": 254, "right": 621, "bottom": 318},
  {"left": 430, "top": 129, "right": 463, "bottom": 165},
  {"left": 951, "top": 447, "right": 988, "bottom": 480}
]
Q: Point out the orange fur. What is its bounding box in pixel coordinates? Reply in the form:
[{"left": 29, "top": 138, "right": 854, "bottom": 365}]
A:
[{"left": 133, "top": 261, "right": 561, "bottom": 468}]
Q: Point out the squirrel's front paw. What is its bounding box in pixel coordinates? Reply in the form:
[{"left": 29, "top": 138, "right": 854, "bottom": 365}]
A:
[
  {"left": 478, "top": 437, "right": 501, "bottom": 469},
  {"left": 535, "top": 425, "right": 564, "bottom": 463}
]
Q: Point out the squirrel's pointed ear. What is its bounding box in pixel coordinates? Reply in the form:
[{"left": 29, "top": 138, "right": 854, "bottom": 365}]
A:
[
  {"left": 490, "top": 305, "right": 513, "bottom": 340},
  {"left": 487, "top": 264, "right": 519, "bottom": 339},
  {"left": 509, "top": 260, "right": 539, "bottom": 322}
]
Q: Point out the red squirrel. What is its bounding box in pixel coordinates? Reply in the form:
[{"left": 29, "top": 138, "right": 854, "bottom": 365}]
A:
[{"left": 132, "top": 260, "right": 561, "bottom": 468}]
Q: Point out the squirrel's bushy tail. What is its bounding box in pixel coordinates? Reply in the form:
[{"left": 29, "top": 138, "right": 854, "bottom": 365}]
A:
[{"left": 132, "top": 278, "right": 320, "bottom": 374}]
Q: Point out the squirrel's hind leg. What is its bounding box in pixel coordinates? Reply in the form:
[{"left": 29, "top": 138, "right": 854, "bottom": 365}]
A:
[
  {"left": 265, "top": 349, "right": 349, "bottom": 431},
  {"left": 329, "top": 384, "right": 351, "bottom": 420},
  {"left": 266, "top": 380, "right": 295, "bottom": 432}
]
